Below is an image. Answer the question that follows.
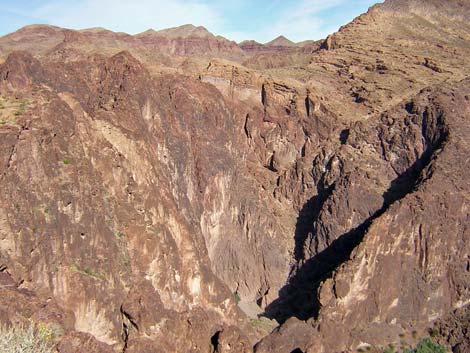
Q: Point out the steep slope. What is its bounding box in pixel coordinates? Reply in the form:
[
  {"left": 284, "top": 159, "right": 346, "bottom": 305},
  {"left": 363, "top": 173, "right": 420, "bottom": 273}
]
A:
[
  {"left": 0, "top": 0, "right": 469, "bottom": 352},
  {"left": 306, "top": 0, "right": 470, "bottom": 117},
  {"left": 257, "top": 80, "right": 470, "bottom": 352},
  {"left": 252, "top": 0, "right": 470, "bottom": 351},
  {"left": 0, "top": 40, "right": 303, "bottom": 353},
  {"left": 0, "top": 51, "right": 262, "bottom": 352}
]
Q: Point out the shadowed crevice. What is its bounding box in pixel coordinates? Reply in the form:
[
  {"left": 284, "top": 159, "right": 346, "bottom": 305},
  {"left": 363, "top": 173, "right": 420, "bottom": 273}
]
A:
[
  {"left": 264, "top": 108, "right": 449, "bottom": 323},
  {"left": 293, "top": 182, "right": 335, "bottom": 263},
  {"left": 211, "top": 331, "right": 221, "bottom": 353}
]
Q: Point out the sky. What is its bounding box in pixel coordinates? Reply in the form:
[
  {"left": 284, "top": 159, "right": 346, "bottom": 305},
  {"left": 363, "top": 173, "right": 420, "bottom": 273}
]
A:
[{"left": 0, "top": 0, "right": 383, "bottom": 43}]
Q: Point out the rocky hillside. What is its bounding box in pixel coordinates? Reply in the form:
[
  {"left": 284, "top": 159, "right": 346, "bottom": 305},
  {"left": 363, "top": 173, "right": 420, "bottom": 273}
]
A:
[{"left": 0, "top": 0, "right": 469, "bottom": 352}]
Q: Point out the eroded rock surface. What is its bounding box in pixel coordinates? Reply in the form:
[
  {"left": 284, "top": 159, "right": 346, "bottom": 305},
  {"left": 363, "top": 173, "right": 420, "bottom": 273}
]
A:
[{"left": 0, "top": 0, "right": 469, "bottom": 352}]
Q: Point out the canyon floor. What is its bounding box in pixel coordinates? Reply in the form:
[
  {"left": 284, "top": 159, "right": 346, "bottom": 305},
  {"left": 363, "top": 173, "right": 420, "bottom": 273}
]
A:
[{"left": 0, "top": 0, "right": 469, "bottom": 352}]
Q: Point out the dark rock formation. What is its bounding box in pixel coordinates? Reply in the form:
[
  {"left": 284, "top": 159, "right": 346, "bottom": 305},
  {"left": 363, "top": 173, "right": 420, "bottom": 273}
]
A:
[{"left": 0, "top": 0, "right": 469, "bottom": 352}]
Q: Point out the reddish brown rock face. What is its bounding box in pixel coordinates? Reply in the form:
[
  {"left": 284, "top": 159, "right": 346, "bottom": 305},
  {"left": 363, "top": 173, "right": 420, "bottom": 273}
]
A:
[{"left": 0, "top": 1, "right": 470, "bottom": 353}]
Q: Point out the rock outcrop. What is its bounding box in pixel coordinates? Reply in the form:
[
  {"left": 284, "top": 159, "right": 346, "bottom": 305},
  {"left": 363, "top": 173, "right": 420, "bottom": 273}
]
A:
[{"left": 0, "top": 0, "right": 469, "bottom": 352}]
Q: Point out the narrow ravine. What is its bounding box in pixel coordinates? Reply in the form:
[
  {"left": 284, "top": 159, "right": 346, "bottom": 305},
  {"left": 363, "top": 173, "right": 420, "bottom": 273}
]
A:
[{"left": 264, "top": 96, "right": 450, "bottom": 324}]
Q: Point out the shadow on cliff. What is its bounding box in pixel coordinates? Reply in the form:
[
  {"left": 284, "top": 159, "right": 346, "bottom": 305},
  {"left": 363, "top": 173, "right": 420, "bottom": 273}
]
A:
[
  {"left": 264, "top": 116, "right": 448, "bottom": 324},
  {"left": 293, "top": 182, "right": 334, "bottom": 264}
]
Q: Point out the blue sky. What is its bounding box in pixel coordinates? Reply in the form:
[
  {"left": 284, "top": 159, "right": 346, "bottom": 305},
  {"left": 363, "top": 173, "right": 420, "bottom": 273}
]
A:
[{"left": 0, "top": 0, "right": 382, "bottom": 43}]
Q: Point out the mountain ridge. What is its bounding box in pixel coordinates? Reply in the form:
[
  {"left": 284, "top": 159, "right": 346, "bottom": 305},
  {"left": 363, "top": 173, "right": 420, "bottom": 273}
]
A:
[{"left": 0, "top": 1, "right": 469, "bottom": 352}]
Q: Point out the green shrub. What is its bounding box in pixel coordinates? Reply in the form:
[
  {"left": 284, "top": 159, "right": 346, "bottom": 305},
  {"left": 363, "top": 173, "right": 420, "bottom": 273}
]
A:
[
  {"left": 404, "top": 338, "right": 446, "bottom": 353},
  {"left": 14, "top": 101, "right": 29, "bottom": 116},
  {"left": 249, "top": 317, "right": 275, "bottom": 332},
  {"left": 63, "top": 159, "right": 71, "bottom": 165},
  {"left": 428, "top": 328, "right": 438, "bottom": 338},
  {"left": 70, "top": 263, "right": 104, "bottom": 281},
  {"left": 0, "top": 323, "right": 54, "bottom": 353},
  {"left": 233, "top": 292, "right": 241, "bottom": 304}
]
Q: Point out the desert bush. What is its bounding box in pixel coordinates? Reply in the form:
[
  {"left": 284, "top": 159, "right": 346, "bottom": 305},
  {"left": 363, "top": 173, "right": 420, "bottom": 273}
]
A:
[
  {"left": 404, "top": 338, "right": 446, "bottom": 353},
  {"left": 0, "top": 323, "right": 54, "bottom": 353},
  {"left": 14, "top": 101, "right": 29, "bottom": 117}
]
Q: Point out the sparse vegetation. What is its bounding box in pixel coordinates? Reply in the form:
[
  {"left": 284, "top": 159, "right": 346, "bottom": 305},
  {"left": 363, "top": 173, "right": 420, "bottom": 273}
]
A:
[
  {"left": 70, "top": 263, "right": 104, "bottom": 281},
  {"left": 62, "top": 159, "right": 71, "bottom": 165},
  {"left": 378, "top": 338, "right": 447, "bottom": 353},
  {"left": 233, "top": 291, "right": 241, "bottom": 304},
  {"left": 0, "top": 97, "right": 30, "bottom": 125},
  {"left": 0, "top": 323, "right": 54, "bottom": 353},
  {"left": 355, "top": 337, "right": 446, "bottom": 353},
  {"left": 14, "top": 101, "right": 28, "bottom": 116},
  {"left": 249, "top": 317, "right": 276, "bottom": 334},
  {"left": 120, "top": 254, "right": 131, "bottom": 267},
  {"left": 428, "top": 328, "right": 438, "bottom": 338},
  {"left": 113, "top": 230, "right": 131, "bottom": 270},
  {"left": 404, "top": 338, "right": 446, "bottom": 353}
]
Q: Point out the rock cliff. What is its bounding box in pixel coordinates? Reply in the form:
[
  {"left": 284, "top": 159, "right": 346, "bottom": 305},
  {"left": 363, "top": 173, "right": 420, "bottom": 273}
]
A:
[{"left": 0, "top": 0, "right": 469, "bottom": 352}]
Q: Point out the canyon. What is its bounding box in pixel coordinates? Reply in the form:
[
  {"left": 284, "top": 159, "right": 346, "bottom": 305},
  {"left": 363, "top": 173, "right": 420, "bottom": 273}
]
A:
[{"left": 0, "top": 0, "right": 469, "bottom": 352}]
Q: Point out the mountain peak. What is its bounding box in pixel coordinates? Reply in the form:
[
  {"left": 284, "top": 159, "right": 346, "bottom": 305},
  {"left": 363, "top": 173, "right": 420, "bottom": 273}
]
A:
[
  {"left": 16, "top": 24, "right": 61, "bottom": 31},
  {"left": 79, "top": 27, "right": 111, "bottom": 33},
  {"left": 134, "top": 29, "right": 157, "bottom": 37},
  {"left": 136, "top": 24, "right": 214, "bottom": 39},
  {"left": 239, "top": 40, "right": 262, "bottom": 46},
  {"left": 265, "top": 35, "right": 295, "bottom": 47},
  {"left": 9, "top": 24, "right": 62, "bottom": 37}
]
